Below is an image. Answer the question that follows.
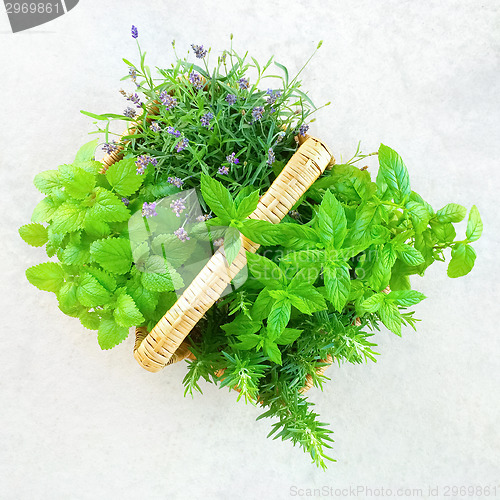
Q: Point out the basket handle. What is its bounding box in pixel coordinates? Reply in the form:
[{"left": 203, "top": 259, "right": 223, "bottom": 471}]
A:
[{"left": 134, "top": 135, "right": 335, "bottom": 372}]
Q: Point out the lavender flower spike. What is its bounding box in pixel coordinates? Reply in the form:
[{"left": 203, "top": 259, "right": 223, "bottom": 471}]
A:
[
  {"left": 218, "top": 166, "right": 229, "bottom": 175},
  {"left": 160, "top": 91, "right": 177, "bottom": 110},
  {"left": 226, "top": 152, "right": 239, "bottom": 164},
  {"left": 191, "top": 44, "right": 208, "bottom": 59},
  {"left": 174, "top": 227, "right": 190, "bottom": 242},
  {"left": 299, "top": 123, "right": 309, "bottom": 136},
  {"left": 124, "top": 107, "right": 136, "bottom": 118},
  {"left": 131, "top": 25, "right": 138, "bottom": 39},
  {"left": 170, "top": 198, "right": 186, "bottom": 217},
  {"left": 225, "top": 94, "right": 237, "bottom": 105},
  {"left": 175, "top": 137, "right": 189, "bottom": 152},
  {"left": 142, "top": 202, "right": 157, "bottom": 218},
  {"left": 238, "top": 77, "right": 250, "bottom": 90}
]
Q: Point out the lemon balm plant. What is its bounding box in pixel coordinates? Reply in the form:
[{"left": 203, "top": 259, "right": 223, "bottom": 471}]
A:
[{"left": 20, "top": 27, "right": 482, "bottom": 468}]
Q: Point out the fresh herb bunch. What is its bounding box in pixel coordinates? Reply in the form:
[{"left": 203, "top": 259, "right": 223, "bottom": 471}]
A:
[{"left": 20, "top": 29, "right": 482, "bottom": 469}]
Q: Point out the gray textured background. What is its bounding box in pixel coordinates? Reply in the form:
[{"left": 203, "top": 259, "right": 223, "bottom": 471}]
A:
[{"left": 1, "top": 1, "right": 499, "bottom": 499}]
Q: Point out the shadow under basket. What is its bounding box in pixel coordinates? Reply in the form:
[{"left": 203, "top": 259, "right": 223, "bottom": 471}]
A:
[{"left": 102, "top": 130, "right": 336, "bottom": 393}]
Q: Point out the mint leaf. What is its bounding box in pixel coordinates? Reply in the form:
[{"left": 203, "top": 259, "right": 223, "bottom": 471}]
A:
[
  {"left": 79, "top": 310, "right": 101, "bottom": 330},
  {"left": 114, "top": 293, "right": 145, "bottom": 327},
  {"left": 86, "top": 267, "right": 116, "bottom": 292},
  {"left": 435, "top": 203, "right": 467, "bottom": 223},
  {"left": 396, "top": 244, "right": 425, "bottom": 266},
  {"left": 77, "top": 273, "right": 112, "bottom": 307},
  {"left": 317, "top": 189, "right": 347, "bottom": 248},
  {"left": 106, "top": 158, "right": 144, "bottom": 197},
  {"left": 33, "top": 170, "right": 61, "bottom": 194},
  {"left": 346, "top": 202, "right": 382, "bottom": 246},
  {"left": 267, "top": 297, "right": 291, "bottom": 339},
  {"left": 323, "top": 263, "right": 351, "bottom": 312},
  {"left": 234, "top": 333, "right": 262, "bottom": 350},
  {"left": 98, "top": 319, "right": 130, "bottom": 350},
  {"left": 31, "top": 197, "right": 59, "bottom": 223},
  {"left": 86, "top": 187, "right": 130, "bottom": 223},
  {"left": 62, "top": 244, "right": 90, "bottom": 266},
  {"left": 59, "top": 164, "right": 95, "bottom": 199},
  {"left": 51, "top": 201, "right": 87, "bottom": 234},
  {"left": 361, "top": 293, "right": 385, "bottom": 313},
  {"left": 140, "top": 256, "right": 183, "bottom": 291},
  {"left": 263, "top": 338, "right": 282, "bottom": 365},
  {"left": 387, "top": 290, "right": 426, "bottom": 307},
  {"left": 90, "top": 237, "right": 133, "bottom": 274},
  {"left": 379, "top": 301, "right": 402, "bottom": 335},
  {"left": 275, "top": 328, "right": 302, "bottom": 345},
  {"left": 235, "top": 189, "right": 259, "bottom": 219},
  {"left": 466, "top": 205, "right": 483, "bottom": 242},
  {"left": 200, "top": 173, "right": 236, "bottom": 223},
  {"left": 240, "top": 219, "right": 284, "bottom": 246},
  {"left": 447, "top": 243, "right": 476, "bottom": 278},
  {"left": 127, "top": 278, "right": 159, "bottom": 316},
  {"left": 57, "top": 282, "right": 81, "bottom": 316},
  {"left": 378, "top": 144, "right": 411, "bottom": 203},
  {"left": 26, "top": 262, "right": 65, "bottom": 293},
  {"left": 251, "top": 289, "right": 274, "bottom": 320},
  {"left": 246, "top": 252, "right": 285, "bottom": 289},
  {"left": 223, "top": 226, "right": 242, "bottom": 265},
  {"left": 406, "top": 201, "right": 431, "bottom": 233},
  {"left": 19, "top": 223, "right": 48, "bottom": 247},
  {"left": 430, "top": 221, "right": 456, "bottom": 243},
  {"left": 288, "top": 283, "right": 327, "bottom": 314}
]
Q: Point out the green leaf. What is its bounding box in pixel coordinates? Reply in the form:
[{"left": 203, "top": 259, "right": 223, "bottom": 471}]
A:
[
  {"left": 435, "top": 203, "right": 467, "bottom": 223},
  {"left": 127, "top": 278, "right": 159, "bottom": 316},
  {"left": 235, "top": 190, "right": 260, "bottom": 219},
  {"left": 246, "top": 252, "right": 285, "bottom": 288},
  {"left": 200, "top": 173, "right": 236, "bottom": 223},
  {"left": 221, "top": 316, "right": 262, "bottom": 336},
  {"left": 267, "top": 297, "right": 291, "bottom": 338},
  {"left": 323, "top": 263, "right": 351, "bottom": 312},
  {"left": 114, "top": 293, "right": 145, "bottom": 327},
  {"left": 90, "top": 237, "right": 133, "bottom": 274},
  {"left": 275, "top": 328, "right": 302, "bottom": 345},
  {"left": 396, "top": 244, "right": 425, "bottom": 266},
  {"left": 26, "top": 262, "right": 65, "bottom": 293},
  {"left": 77, "top": 273, "right": 112, "bottom": 307},
  {"left": 59, "top": 164, "right": 95, "bottom": 199},
  {"left": 288, "top": 284, "right": 327, "bottom": 314},
  {"left": 51, "top": 201, "right": 87, "bottom": 234},
  {"left": 234, "top": 333, "right": 262, "bottom": 350},
  {"left": 223, "top": 226, "right": 242, "bottom": 265},
  {"left": 346, "top": 202, "right": 382, "bottom": 246},
  {"left": 430, "top": 221, "right": 456, "bottom": 243},
  {"left": 62, "top": 244, "right": 90, "bottom": 266},
  {"left": 84, "top": 220, "right": 111, "bottom": 239},
  {"left": 79, "top": 310, "right": 101, "bottom": 330},
  {"left": 19, "top": 223, "right": 48, "bottom": 247},
  {"left": 240, "top": 219, "right": 284, "bottom": 246},
  {"left": 406, "top": 201, "right": 431, "bottom": 233},
  {"left": 86, "top": 187, "right": 130, "bottom": 223},
  {"left": 140, "top": 268, "right": 177, "bottom": 292},
  {"left": 251, "top": 289, "right": 274, "bottom": 320},
  {"left": 361, "top": 293, "right": 385, "bottom": 313},
  {"left": 105, "top": 157, "right": 144, "bottom": 197},
  {"left": 33, "top": 170, "right": 61, "bottom": 194},
  {"left": 98, "top": 319, "right": 130, "bottom": 350},
  {"left": 378, "top": 144, "right": 411, "bottom": 203},
  {"left": 263, "top": 339, "right": 282, "bottom": 365},
  {"left": 86, "top": 267, "right": 117, "bottom": 292},
  {"left": 317, "top": 189, "right": 347, "bottom": 248},
  {"left": 57, "top": 282, "right": 81, "bottom": 316},
  {"left": 447, "top": 243, "right": 476, "bottom": 278},
  {"left": 31, "top": 197, "right": 59, "bottom": 223},
  {"left": 387, "top": 290, "right": 426, "bottom": 307},
  {"left": 466, "top": 205, "right": 483, "bottom": 242},
  {"left": 378, "top": 301, "right": 402, "bottom": 335},
  {"left": 74, "top": 139, "right": 98, "bottom": 163}
]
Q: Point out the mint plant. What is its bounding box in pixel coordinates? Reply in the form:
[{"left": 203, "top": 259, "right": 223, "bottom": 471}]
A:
[{"left": 20, "top": 29, "right": 482, "bottom": 469}]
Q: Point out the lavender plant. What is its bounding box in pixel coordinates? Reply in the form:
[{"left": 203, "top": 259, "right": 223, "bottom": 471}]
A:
[{"left": 20, "top": 30, "right": 482, "bottom": 468}]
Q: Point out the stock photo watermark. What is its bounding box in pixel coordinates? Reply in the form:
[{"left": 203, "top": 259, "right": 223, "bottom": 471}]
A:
[
  {"left": 289, "top": 483, "right": 500, "bottom": 498},
  {"left": 3, "top": 0, "right": 78, "bottom": 32}
]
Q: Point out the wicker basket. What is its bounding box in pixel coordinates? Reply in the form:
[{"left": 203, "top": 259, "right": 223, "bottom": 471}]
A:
[{"left": 101, "top": 122, "right": 335, "bottom": 393}]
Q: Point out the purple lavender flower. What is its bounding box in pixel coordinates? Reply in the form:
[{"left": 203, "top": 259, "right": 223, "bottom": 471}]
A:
[
  {"left": 122, "top": 197, "right": 130, "bottom": 206},
  {"left": 150, "top": 122, "right": 161, "bottom": 132},
  {"left": 102, "top": 141, "right": 119, "bottom": 154},
  {"left": 218, "top": 166, "right": 229, "bottom": 175},
  {"left": 170, "top": 198, "right": 186, "bottom": 217},
  {"left": 174, "top": 227, "right": 190, "bottom": 242},
  {"left": 225, "top": 152, "right": 239, "bottom": 164},
  {"left": 175, "top": 137, "right": 189, "bottom": 152},
  {"left": 124, "top": 107, "right": 136, "bottom": 118},
  {"left": 225, "top": 94, "right": 237, "bottom": 105},
  {"left": 160, "top": 91, "right": 177, "bottom": 110},
  {"left": 189, "top": 71, "right": 204, "bottom": 90},
  {"left": 131, "top": 25, "right": 138, "bottom": 39},
  {"left": 129, "top": 67, "right": 137, "bottom": 80},
  {"left": 191, "top": 44, "right": 207, "bottom": 59},
  {"left": 200, "top": 111, "right": 214, "bottom": 128},
  {"left": 299, "top": 123, "right": 309, "bottom": 136},
  {"left": 142, "top": 202, "right": 158, "bottom": 218},
  {"left": 135, "top": 155, "right": 158, "bottom": 175},
  {"left": 167, "top": 176, "right": 184, "bottom": 188},
  {"left": 238, "top": 77, "right": 249, "bottom": 90},
  {"left": 276, "top": 131, "right": 286, "bottom": 143},
  {"left": 252, "top": 106, "right": 264, "bottom": 122},
  {"left": 127, "top": 93, "right": 142, "bottom": 108},
  {"left": 266, "top": 89, "right": 281, "bottom": 106},
  {"left": 267, "top": 148, "right": 276, "bottom": 165},
  {"left": 167, "top": 126, "right": 181, "bottom": 137},
  {"left": 196, "top": 214, "right": 212, "bottom": 222}
]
